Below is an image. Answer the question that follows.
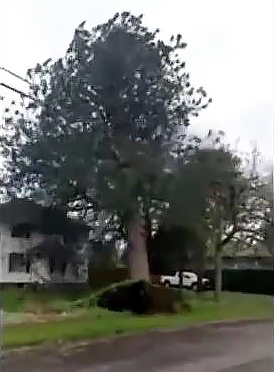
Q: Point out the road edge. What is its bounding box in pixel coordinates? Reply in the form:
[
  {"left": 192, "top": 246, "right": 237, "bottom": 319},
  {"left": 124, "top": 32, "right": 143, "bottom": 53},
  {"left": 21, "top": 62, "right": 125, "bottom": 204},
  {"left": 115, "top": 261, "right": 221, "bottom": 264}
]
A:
[{"left": 2, "top": 316, "right": 272, "bottom": 356}]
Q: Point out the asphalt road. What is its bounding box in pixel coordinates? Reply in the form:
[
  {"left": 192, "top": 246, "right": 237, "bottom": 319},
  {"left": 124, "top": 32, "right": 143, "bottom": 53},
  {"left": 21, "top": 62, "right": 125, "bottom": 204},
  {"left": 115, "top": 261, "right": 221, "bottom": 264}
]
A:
[{"left": 2, "top": 321, "right": 273, "bottom": 371}]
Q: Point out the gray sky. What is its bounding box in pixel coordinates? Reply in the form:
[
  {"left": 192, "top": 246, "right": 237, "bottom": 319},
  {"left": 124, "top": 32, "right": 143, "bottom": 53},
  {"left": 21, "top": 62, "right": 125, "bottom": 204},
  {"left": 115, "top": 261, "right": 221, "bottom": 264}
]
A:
[{"left": 0, "top": 0, "right": 273, "bottom": 167}]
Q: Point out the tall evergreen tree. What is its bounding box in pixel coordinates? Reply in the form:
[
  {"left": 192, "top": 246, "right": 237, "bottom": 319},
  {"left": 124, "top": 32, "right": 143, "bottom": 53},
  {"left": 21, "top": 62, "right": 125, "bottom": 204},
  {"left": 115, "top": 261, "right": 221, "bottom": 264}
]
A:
[{"left": 1, "top": 12, "right": 210, "bottom": 279}]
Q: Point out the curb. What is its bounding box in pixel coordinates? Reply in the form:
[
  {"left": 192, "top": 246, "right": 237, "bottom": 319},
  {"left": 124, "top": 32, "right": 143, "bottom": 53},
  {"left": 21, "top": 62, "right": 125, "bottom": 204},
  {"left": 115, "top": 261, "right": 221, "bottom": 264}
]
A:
[{"left": 158, "top": 317, "right": 273, "bottom": 331}]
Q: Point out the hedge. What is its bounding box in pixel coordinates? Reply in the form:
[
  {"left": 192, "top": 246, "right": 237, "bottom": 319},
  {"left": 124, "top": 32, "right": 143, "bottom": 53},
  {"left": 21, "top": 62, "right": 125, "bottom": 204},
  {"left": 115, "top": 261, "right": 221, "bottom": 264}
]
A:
[
  {"left": 88, "top": 267, "right": 161, "bottom": 290},
  {"left": 204, "top": 268, "right": 274, "bottom": 295},
  {"left": 88, "top": 268, "right": 129, "bottom": 290}
]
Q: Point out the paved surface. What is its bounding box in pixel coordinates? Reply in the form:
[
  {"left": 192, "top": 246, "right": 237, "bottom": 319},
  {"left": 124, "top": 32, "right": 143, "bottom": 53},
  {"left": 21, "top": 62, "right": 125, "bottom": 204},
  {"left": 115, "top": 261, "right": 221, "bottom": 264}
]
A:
[{"left": 2, "top": 321, "right": 273, "bottom": 371}]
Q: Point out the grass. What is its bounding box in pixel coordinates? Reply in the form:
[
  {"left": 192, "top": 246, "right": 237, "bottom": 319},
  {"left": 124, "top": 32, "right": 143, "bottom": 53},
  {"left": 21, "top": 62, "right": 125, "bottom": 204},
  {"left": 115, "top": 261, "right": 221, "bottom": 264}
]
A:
[
  {"left": 1, "top": 291, "right": 272, "bottom": 349},
  {"left": 0, "top": 288, "right": 85, "bottom": 314}
]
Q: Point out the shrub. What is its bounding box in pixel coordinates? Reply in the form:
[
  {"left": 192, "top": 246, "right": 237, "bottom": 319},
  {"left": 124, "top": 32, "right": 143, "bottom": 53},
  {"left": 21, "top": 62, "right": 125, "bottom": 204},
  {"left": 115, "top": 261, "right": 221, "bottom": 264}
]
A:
[{"left": 74, "top": 293, "right": 98, "bottom": 309}]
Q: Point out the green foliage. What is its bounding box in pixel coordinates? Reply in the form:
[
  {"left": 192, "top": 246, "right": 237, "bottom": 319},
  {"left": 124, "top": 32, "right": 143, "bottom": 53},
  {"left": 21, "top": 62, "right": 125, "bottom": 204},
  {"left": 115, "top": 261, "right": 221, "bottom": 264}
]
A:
[
  {"left": 88, "top": 241, "right": 120, "bottom": 269},
  {"left": 88, "top": 267, "right": 129, "bottom": 290},
  {"left": 1, "top": 12, "right": 210, "bottom": 223},
  {"left": 150, "top": 144, "right": 244, "bottom": 273},
  {"left": 260, "top": 173, "right": 273, "bottom": 255},
  {"left": 150, "top": 225, "right": 205, "bottom": 273},
  {"left": 0, "top": 13, "right": 216, "bottom": 282}
]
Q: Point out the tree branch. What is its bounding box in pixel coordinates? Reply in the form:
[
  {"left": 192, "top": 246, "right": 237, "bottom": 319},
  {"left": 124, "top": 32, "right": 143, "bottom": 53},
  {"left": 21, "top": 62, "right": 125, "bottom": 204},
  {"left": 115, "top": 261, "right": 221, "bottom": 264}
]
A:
[{"left": 221, "top": 225, "right": 237, "bottom": 247}]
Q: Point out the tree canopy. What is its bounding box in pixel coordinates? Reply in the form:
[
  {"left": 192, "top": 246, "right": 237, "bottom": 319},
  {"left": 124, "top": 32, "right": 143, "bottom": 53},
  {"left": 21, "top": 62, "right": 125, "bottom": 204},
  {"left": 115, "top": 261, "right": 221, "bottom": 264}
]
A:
[
  {"left": 1, "top": 12, "right": 211, "bottom": 280},
  {"left": 1, "top": 12, "right": 210, "bottom": 214},
  {"left": 2, "top": 12, "right": 269, "bottom": 287}
]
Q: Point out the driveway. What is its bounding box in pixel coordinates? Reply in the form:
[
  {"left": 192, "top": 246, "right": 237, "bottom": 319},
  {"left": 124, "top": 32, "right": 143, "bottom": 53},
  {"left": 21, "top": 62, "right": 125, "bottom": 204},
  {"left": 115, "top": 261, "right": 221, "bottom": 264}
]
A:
[{"left": 2, "top": 321, "right": 273, "bottom": 371}]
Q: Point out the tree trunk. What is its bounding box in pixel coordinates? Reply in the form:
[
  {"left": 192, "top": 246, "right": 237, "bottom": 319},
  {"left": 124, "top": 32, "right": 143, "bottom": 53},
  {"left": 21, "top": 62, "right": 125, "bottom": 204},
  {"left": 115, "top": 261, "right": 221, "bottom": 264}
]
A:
[
  {"left": 144, "top": 210, "right": 152, "bottom": 253},
  {"left": 127, "top": 219, "right": 150, "bottom": 281},
  {"left": 178, "top": 269, "right": 183, "bottom": 288},
  {"left": 214, "top": 246, "right": 222, "bottom": 301},
  {"left": 196, "top": 242, "right": 206, "bottom": 294},
  {"left": 196, "top": 268, "right": 203, "bottom": 294},
  {"left": 144, "top": 208, "right": 153, "bottom": 275}
]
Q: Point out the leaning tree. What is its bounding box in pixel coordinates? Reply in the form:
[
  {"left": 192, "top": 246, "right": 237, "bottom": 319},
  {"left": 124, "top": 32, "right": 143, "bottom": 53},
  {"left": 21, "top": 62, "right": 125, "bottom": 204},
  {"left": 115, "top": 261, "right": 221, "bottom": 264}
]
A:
[{"left": 1, "top": 12, "right": 210, "bottom": 279}]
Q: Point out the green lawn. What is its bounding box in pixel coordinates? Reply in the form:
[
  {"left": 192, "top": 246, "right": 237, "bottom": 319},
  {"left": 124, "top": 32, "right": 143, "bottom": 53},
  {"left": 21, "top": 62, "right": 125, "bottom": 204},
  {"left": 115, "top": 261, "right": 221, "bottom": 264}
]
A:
[
  {"left": 0, "top": 288, "right": 85, "bottom": 314},
  {"left": 1, "top": 291, "right": 272, "bottom": 349}
]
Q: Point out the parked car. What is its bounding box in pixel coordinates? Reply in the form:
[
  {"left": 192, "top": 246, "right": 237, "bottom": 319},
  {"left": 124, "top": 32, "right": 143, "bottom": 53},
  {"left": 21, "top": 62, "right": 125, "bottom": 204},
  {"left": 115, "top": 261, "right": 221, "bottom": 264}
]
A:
[{"left": 160, "top": 271, "right": 210, "bottom": 290}]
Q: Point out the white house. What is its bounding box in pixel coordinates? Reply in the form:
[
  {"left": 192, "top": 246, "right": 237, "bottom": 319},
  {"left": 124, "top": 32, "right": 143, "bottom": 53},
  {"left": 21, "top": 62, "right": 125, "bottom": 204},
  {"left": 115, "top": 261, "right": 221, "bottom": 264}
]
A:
[{"left": 0, "top": 199, "right": 89, "bottom": 285}]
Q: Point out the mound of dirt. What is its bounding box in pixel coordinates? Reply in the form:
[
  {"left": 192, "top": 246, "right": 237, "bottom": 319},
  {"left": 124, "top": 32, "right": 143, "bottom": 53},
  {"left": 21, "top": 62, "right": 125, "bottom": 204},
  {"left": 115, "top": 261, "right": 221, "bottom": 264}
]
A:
[{"left": 97, "top": 280, "right": 191, "bottom": 315}]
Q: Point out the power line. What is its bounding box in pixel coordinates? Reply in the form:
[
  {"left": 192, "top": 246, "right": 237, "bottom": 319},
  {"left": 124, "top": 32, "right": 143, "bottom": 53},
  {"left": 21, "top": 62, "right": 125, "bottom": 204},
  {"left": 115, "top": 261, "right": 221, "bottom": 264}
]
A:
[
  {"left": 0, "top": 67, "right": 30, "bottom": 84},
  {"left": 0, "top": 66, "right": 35, "bottom": 101},
  {"left": 0, "top": 82, "right": 34, "bottom": 100}
]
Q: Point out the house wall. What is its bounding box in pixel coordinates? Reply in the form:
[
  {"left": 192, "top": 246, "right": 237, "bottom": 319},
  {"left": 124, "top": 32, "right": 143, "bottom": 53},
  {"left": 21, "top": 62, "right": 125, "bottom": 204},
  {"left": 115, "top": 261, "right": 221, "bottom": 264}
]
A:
[
  {"left": 0, "top": 222, "right": 45, "bottom": 283},
  {"left": 0, "top": 223, "right": 88, "bottom": 284}
]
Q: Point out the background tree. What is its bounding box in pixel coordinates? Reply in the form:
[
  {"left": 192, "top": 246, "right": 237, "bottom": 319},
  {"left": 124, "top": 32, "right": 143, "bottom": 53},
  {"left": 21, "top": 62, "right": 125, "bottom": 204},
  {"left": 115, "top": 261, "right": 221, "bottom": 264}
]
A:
[
  {"left": 255, "top": 172, "right": 273, "bottom": 258},
  {"left": 150, "top": 131, "right": 269, "bottom": 299},
  {"left": 193, "top": 144, "right": 269, "bottom": 301},
  {"left": 0, "top": 12, "right": 210, "bottom": 280},
  {"left": 150, "top": 224, "right": 205, "bottom": 288}
]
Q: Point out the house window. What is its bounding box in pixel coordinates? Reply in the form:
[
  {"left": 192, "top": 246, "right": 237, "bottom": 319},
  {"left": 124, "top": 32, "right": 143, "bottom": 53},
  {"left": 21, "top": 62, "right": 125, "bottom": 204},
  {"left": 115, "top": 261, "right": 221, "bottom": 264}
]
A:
[
  {"left": 49, "top": 256, "right": 55, "bottom": 274},
  {"left": 49, "top": 257, "right": 67, "bottom": 276},
  {"left": 9, "top": 253, "right": 27, "bottom": 273},
  {"left": 26, "top": 258, "right": 31, "bottom": 273}
]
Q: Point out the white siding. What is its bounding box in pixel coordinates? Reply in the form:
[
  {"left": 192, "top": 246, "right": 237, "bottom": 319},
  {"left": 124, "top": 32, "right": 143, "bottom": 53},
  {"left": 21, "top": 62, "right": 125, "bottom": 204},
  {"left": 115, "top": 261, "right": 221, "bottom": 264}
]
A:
[
  {"left": 0, "top": 223, "right": 45, "bottom": 283},
  {"left": 0, "top": 223, "right": 88, "bottom": 284}
]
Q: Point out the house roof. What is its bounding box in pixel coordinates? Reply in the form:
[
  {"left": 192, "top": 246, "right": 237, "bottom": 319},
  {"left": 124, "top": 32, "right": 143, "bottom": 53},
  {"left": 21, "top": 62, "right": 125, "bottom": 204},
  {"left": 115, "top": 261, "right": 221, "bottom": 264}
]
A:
[
  {"left": 0, "top": 198, "right": 89, "bottom": 239},
  {"left": 0, "top": 199, "right": 44, "bottom": 226}
]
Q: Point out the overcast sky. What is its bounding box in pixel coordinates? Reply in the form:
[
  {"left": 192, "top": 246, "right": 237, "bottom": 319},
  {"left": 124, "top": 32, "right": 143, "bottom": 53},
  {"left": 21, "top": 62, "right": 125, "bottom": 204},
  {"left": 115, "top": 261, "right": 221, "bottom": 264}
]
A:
[{"left": 0, "top": 0, "right": 273, "bottom": 169}]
